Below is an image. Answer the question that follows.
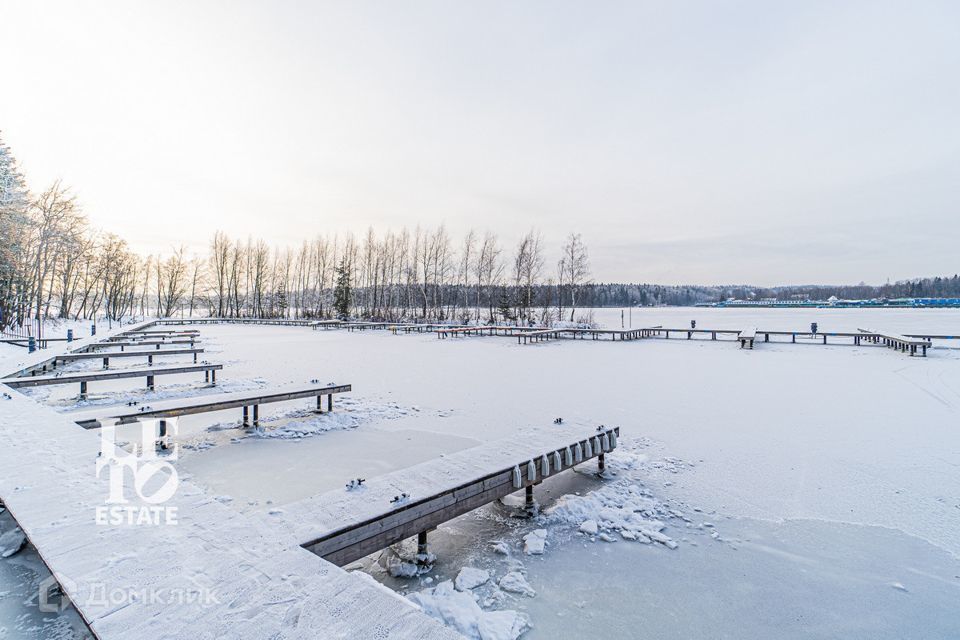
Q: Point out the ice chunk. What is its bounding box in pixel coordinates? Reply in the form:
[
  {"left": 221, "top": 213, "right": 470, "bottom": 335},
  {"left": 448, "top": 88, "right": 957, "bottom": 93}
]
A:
[
  {"left": 0, "top": 527, "right": 26, "bottom": 558},
  {"left": 523, "top": 529, "right": 547, "bottom": 555},
  {"left": 498, "top": 571, "right": 536, "bottom": 597},
  {"left": 579, "top": 520, "right": 598, "bottom": 535},
  {"left": 409, "top": 580, "right": 530, "bottom": 639},
  {"left": 456, "top": 567, "right": 491, "bottom": 591}
]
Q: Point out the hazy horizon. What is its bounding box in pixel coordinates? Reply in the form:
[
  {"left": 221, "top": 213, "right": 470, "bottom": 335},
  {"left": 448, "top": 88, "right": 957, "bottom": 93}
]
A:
[{"left": 2, "top": 0, "right": 958, "bottom": 286}]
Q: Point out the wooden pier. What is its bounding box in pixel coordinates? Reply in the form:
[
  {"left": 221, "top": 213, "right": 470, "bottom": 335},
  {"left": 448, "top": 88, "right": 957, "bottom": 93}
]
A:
[
  {"left": 3, "top": 363, "right": 222, "bottom": 398},
  {"left": 53, "top": 347, "right": 204, "bottom": 369},
  {"left": 859, "top": 328, "right": 931, "bottom": 356},
  {"left": 69, "top": 383, "right": 352, "bottom": 429},
  {"left": 275, "top": 424, "right": 620, "bottom": 566},
  {"left": 0, "top": 327, "right": 460, "bottom": 639},
  {"left": 83, "top": 338, "right": 199, "bottom": 352}
]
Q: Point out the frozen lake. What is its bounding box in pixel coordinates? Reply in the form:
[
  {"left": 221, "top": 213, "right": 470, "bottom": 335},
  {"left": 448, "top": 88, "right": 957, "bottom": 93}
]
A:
[{"left": 2, "top": 307, "right": 960, "bottom": 638}]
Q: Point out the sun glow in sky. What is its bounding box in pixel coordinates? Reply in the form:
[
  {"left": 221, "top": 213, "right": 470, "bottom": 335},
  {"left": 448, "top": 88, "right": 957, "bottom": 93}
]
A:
[{"left": 2, "top": 0, "right": 958, "bottom": 285}]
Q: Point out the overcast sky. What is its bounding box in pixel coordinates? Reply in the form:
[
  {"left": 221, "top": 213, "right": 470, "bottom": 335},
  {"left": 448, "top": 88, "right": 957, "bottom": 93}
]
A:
[{"left": 1, "top": 1, "right": 958, "bottom": 285}]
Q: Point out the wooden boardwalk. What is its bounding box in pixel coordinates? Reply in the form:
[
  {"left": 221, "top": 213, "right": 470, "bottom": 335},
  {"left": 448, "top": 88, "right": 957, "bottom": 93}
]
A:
[
  {"left": 69, "top": 383, "right": 352, "bottom": 429},
  {"left": 147, "top": 317, "right": 955, "bottom": 358},
  {"left": 0, "top": 322, "right": 602, "bottom": 640},
  {"left": 53, "top": 347, "right": 204, "bottom": 369},
  {"left": 84, "top": 339, "right": 199, "bottom": 351},
  {"left": 0, "top": 320, "right": 459, "bottom": 639},
  {"left": 3, "top": 363, "right": 222, "bottom": 398},
  {"left": 272, "top": 424, "right": 619, "bottom": 566}
]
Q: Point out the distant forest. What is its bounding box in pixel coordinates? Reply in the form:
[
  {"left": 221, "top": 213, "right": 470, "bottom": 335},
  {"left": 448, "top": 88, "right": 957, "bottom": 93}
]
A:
[{"left": 2, "top": 133, "right": 957, "bottom": 333}]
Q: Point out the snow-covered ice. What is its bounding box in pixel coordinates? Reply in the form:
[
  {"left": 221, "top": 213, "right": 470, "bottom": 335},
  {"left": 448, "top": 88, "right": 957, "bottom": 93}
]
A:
[{"left": 3, "top": 308, "right": 960, "bottom": 639}]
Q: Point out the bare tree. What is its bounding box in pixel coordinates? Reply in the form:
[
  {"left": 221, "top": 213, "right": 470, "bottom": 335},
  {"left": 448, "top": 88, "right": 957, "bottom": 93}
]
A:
[
  {"left": 558, "top": 233, "right": 591, "bottom": 322},
  {"left": 513, "top": 229, "right": 543, "bottom": 324}
]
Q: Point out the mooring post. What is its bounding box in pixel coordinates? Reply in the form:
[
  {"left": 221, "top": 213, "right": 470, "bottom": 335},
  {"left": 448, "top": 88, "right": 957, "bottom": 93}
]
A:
[
  {"left": 417, "top": 531, "right": 429, "bottom": 562},
  {"left": 242, "top": 405, "right": 249, "bottom": 426},
  {"left": 204, "top": 370, "right": 209, "bottom": 383},
  {"left": 253, "top": 404, "right": 259, "bottom": 427},
  {"left": 79, "top": 381, "right": 88, "bottom": 400},
  {"left": 327, "top": 393, "right": 333, "bottom": 412},
  {"left": 102, "top": 357, "right": 109, "bottom": 369},
  {"left": 525, "top": 484, "right": 535, "bottom": 512},
  {"left": 148, "top": 354, "right": 153, "bottom": 366},
  {"left": 316, "top": 395, "right": 323, "bottom": 413},
  {"left": 158, "top": 419, "right": 168, "bottom": 450},
  {"left": 146, "top": 375, "right": 155, "bottom": 391},
  {"left": 211, "top": 369, "right": 217, "bottom": 384},
  {"left": 193, "top": 352, "right": 198, "bottom": 363},
  {"left": 598, "top": 453, "right": 606, "bottom": 472}
]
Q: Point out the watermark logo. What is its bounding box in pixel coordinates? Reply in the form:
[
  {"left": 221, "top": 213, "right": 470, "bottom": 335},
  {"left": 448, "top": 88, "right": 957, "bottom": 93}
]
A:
[
  {"left": 38, "top": 572, "right": 77, "bottom": 613},
  {"left": 95, "top": 419, "right": 180, "bottom": 526},
  {"left": 38, "top": 572, "right": 220, "bottom": 613}
]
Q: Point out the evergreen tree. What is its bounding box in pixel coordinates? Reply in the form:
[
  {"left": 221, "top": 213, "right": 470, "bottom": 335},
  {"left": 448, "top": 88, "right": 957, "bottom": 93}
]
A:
[
  {"left": 333, "top": 259, "right": 351, "bottom": 318},
  {"left": 0, "top": 132, "right": 29, "bottom": 330}
]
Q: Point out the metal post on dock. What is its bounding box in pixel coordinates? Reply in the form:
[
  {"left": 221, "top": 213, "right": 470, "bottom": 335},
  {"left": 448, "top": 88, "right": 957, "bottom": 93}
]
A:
[
  {"left": 243, "top": 406, "right": 249, "bottom": 426},
  {"left": 253, "top": 404, "right": 259, "bottom": 427},
  {"left": 146, "top": 375, "right": 155, "bottom": 391},
  {"left": 79, "top": 381, "right": 88, "bottom": 400},
  {"left": 598, "top": 453, "right": 605, "bottom": 472},
  {"left": 417, "top": 531, "right": 429, "bottom": 563}
]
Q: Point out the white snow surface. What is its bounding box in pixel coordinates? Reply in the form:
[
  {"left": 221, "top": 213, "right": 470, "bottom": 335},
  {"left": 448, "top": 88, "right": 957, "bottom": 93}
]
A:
[
  {"left": 408, "top": 580, "right": 530, "bottom": 640},
  {"left": 3, "top": 308, "right": 960, "bottom": 639}
]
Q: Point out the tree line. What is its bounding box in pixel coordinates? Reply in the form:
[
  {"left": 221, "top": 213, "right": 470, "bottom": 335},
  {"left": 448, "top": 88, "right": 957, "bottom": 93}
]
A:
[{"left": 3, "top": 132, "right": 957, "bottom": 335}]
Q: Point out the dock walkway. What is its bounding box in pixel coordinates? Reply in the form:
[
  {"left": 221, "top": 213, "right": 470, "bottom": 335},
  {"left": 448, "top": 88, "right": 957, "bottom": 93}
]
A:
[
  {"left": 270, "top": 424, "right": 619, "bottom": 566},
  {"left": 3, "top": 363, "right": 222, "bottom": 398},
  {"left": 68, "top": 383, "right": 352, "bottom": 429},
  {"left": 0, "top": 321, "right": 467, "bottom": 639}
]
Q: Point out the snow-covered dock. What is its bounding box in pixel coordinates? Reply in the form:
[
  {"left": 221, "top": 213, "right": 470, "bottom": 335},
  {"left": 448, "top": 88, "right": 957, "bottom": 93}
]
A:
[
  {"left": 2, "top": 363, "right": 222, "bottom": 398},
  {"left": 84, "top": 338, "right": 200, "bottom": 351},
  {"left": 858, "top": 328, "right": 932, "bottom": 356},
  {"left": 273, "top": 424, "right": 619, "bottom": 567},
  {"left": 69, "top": 382, "right": 352, "bottom": 429},
  {"left": 0, "top": 322, "right": 465, "bottom": 639},
  {"left": 54, "top": 347, "right": 205, "bottom": 368}
]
